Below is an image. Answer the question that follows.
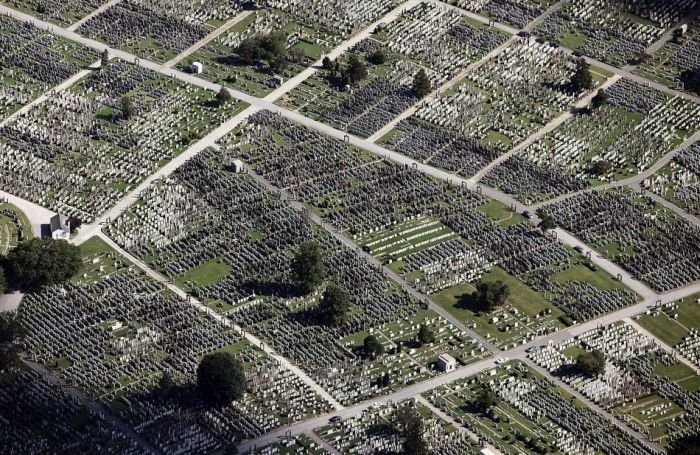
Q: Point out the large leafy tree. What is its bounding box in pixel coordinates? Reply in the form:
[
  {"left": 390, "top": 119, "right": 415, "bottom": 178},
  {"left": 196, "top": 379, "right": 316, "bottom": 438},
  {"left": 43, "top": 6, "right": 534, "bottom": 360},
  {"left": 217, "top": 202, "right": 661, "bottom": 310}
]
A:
[
  {"left": 413, "top": 69, "right": 431, "bottom": 98},
  {"left": 571, "top": 58, "right": 594, "bottom": 92},
  {"left": 363, "top": 335, "right": 384, "bottom": 357},
  {"left": 576, "top": 350, "right": 605, "bottom": 377},
  {"left": 472, "top": 280, "right": 510, "bottom": 312},
  {"left": 6, "top": 238, "right": 81, "bottom": 291},
  {"left": 197, "top": 352, "right": 246, "bottom": 405},
  {"left": 394, "top": 407, "right": 429, "bottom": 455},
  {"left": 316, "top": 283, "right": 351, "bottom": 326},
  {"left": 291, "top": 241, "right": 325, "bottom": 294}
]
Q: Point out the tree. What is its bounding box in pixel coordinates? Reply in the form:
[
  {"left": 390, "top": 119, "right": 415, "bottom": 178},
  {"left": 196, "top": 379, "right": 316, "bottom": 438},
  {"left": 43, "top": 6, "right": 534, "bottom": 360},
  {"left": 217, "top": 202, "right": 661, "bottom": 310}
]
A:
[
  {"left": 322, "top": 56, "right": 333, "bottom": 71},
  {"left": 576, "top": 350, "right": 605, "bottom": 377},
  {"left": 536, "top": 208, "right": 556, "bottom": 231},
  {"left": 0, "top": 313, "right": 24, "bottom": 370},
  {"left": 417, "top": 324, "right": 435, "bottom": 345},
  {"left": 344, "top": 54, "right": 368, "bottom": 85},
  {"left": 368, "top": 49, "right": 387, "bottom": 65},
  {"left": 363, "top": 334, "right": 384, "bottom": 357},
  {"left": 236, "top": 32, "right": 288, "bottom": 72},
  {"left": 289, "top": 47, "right": 306, "bottom": 64},
  {"left": 394, "top": 407, "right": 428, "bottom": 455},
  {"left": 216, "top": 86, "right": 232, "bottom": 105},
  {"left": 571, "top": 58, "right": 594, "bottom": 92},
  {"left": 291, "top": 241, "right": 325, "bottom": 294},
  {"left": 590, "top": 89, "right": 609, "bottom": 109},
  {"left": 413, "top": 69, "right": 431, "bottom": 99},
  {"left": 472, "top": 280, "right": 510, "bottom": 312},
  {"left": 101, "top": 49, "right": 109, "bottom": 68},
  {"left": 476, "top": 385, "right": 497, "bottom": 413},
  {"left": 316, "top": 283, "right": 351, "bottom": 326},
  {"left": 6, "top": 238, "right": 81, "bottom": 291},
  {"left": 635, "top": 51, "right": 651, "bottom": 65},
  {"left": 669, "top": 434, "right": 700, "bottom": 455},
  {"left": 197, "top": 352, "right": 246, "bottom": 405},
  {"left": 591, "top": 159, "right": 612, "bottom": 176},
  {"left": 121, "top": 95, "right": 134, "bottom": 120}
]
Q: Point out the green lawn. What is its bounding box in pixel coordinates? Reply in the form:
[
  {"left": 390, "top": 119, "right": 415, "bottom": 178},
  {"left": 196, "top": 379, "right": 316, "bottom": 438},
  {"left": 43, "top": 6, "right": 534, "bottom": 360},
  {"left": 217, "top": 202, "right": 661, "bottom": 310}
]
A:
[
  {"left": 483, "top": 266, "right": 552, "bottom": 316},
  {"left": 551, "top": 263, "right": 627, "bottom": 292},
  {"left": 79, "top": 236, "right": 114, "bottom": 258},
  {"left": 175, "top": 259, "right": 232, "bottom": 287},
  {"left": 637, "top": 312, "right": 687, "bottom": 346}
]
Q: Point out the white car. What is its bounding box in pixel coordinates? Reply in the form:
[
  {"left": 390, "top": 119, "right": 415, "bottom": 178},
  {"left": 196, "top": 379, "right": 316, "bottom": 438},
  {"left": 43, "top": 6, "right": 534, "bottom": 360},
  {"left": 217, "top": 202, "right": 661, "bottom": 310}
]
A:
[
  {"left": 370, "top": 402, "right": 383, "bottom": 409},
  {"left": 495, "top": 357, "right": 510, "bottom": 365}
]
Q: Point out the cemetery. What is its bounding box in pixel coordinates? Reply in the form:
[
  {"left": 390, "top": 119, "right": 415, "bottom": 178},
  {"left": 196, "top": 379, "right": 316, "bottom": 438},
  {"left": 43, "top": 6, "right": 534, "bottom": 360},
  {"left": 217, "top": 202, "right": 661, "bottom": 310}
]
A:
[
  {"left": 0, "top": 202, "right": 32, "bottom": 254},
  {"left": 484, "top": 78, "right": 700, "bottom": 204},
  {"left": 637, "top": 293, "right": 700, "bottom": 369},
  {"left": 381, "top": 38, "right": 588, "bottom": 177},
  {"left": 424, "top": 360, "right": 655, "bottom": 454},
  {"left": 314, "top": 400, "right": 481, "bottom": 454},
  {"left": 529, "top": 321, "right": 700, "bottom": 448},
  {"left": 545, "top": 188, "right": 700, "bottom": 292},
  {"left": 0, "top": 58, "right": 245, "bottom": 223},
  {"left": 449, "top": 0, "right": 558, "bottom": 29},
  {"left": 175, "top": 8, "right": 331, "bottom": 97},
  {"left": 0, "top": 16, "right": 98, "bottom": 123},
  {"left": 643, "top": 142, "right": 700, "bottom": 217},
  {"left": 634, "top": 17, "right": 700, "bottom": 95},
  {"left": 279, "top": 1, "right": 509, "bottom": 139},
  {"left": 1, "top": 0, "right": 109, "bottom": 26},
  {"left": 252, "top": 434, "right": 328, "bottom": 455},
  {"left": 535, "top": 0, "right": 697, "bottom": 67}
]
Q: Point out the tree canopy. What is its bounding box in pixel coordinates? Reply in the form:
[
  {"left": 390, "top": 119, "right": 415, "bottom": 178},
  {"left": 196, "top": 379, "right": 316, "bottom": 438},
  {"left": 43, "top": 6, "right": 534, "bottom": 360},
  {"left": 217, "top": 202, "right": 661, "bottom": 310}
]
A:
[
  {"left": 0, "top": 265, "right": 6, "bottom": 295},
  {"left": 291, "top": 240, "right": 325, "bottom": 294},
  {"left": 368, "top": 49, "right": 387, "bottom": 65},
  {"left": 571, "top": 58, "right": 594, "bottom": 92},
  {"left": 121, "top": 95, "right": 134, "bottom": 120},
  {"left": 344, "top": 54, "right": 368, "bottom": 85},
  {"left": 669, "top": 434, "right": 700, "bottom": 455},
  {"left": 576, "top": 350, "right": 605, "bottom": 377},
  {"left": 316, "top": 282, "right": 351, "bottom": 326},
  {"left": 417, "top": 324, "right": 435, "bottom": 345},
  {"left": 591, "top": 159, "right": 612, "bottom": 176},
  {"left": 591, "top": 89, "right": 609, "bottom": 109},
  {"left": 394, "top": 407, "right": 428, "bottom": 455},
  {"left": 5, "top": 238, "right": 81, "bottom": 291},
  {"left": 363, "top": 334, "right": 384, "bottom": 357},
  {"left": 472, "top": 280, "right": 510, "bottom": 312},
  {"left": 475, "top": 385, "right": 497, "bottom": 413},
  {"left": 236, "top": 31, "right": 288, "bottom": 72},
  {"left": 216, "top": 86, "right": 233, "bottom": 105},
  {"left": 197, "top": 352, "right": 246, "bottom": 405},
  {"left": 413, "top": 69, "right": 431, "bottom": 98},
  {"left": 536, "top": 209, "right": 556, "bottom": 231}
]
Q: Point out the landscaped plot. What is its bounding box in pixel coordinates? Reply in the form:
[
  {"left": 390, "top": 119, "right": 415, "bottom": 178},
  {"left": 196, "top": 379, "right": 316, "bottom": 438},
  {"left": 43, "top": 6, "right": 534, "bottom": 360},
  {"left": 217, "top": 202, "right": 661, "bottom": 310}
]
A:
[
  {"left": 19, "top": 235, "right": 333, "bottom": 452},
  {"left": 636, "top": 292, "right": 700, "bottom": 367},
  {"left": 252, "top": 434, "right": 328, "bottom": 455},
  {"left": 0, "top": 16, "right": 98, "bottom": 122},
  {"left": 279, "top": 1, "right": 509, "bottom": 138},
  {"left": 1, "top": 0, "right": 109, "bottom": 26},
  {"left": 484, "top": 78, "right": 700, "bottom": 204},
  {"left": 175, "top": 8, "right": 332, "bottom": 97},
  {"left": 536, "top": 0, "right": 695, "bottom": 67},
  {"left": 424, "top": 360, "right": 653, "bottom": 454},
  {"left": 546, "top": 188, "right": 700, "bottom": 292},
  {"left": 634, "top": 16, "right": 700, "bottom": 95},
  {"left": 0, "top": 59, "right": 246, "bottom": 222},
  {"left": 315, "top": 400, "right": 478, "bottom": 453},
  {"left": 381, "top": 39, "right": 588, "bottom": 177},
  {"left": 530, "top": 322, "right": 700, "bottom": 447},
  {"left": 225, "top": 111, "right": 640, "bottom": 349},
  {"left": 643, "top": 142, "right": 700, "bottom": 217},
  {"left": 76, "top": 0, "right": 245, "bottom": 63},
  {"left": 0, "top": 203, "right": 32, "bottom": 254}
]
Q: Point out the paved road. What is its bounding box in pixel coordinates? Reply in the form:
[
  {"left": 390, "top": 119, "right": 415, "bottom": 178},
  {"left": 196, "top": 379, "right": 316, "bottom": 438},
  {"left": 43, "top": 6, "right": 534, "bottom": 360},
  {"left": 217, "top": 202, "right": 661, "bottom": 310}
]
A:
[{"left": 0, "top": 190, "right": 56, "bottom": 237}]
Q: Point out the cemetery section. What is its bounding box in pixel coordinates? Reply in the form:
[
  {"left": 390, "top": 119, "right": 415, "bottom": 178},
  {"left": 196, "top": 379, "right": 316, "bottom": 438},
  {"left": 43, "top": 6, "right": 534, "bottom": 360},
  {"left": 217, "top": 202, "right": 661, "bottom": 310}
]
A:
[
  {"left": 424, "top": 359, "right": 654, "bottom": 454},
  {"left": 278, "top": 1, "right": 510, "bottom": 139},
  {"left": 17, "top": 235, "right": 335, "bottom": 452},
  {"left": 535, "top": 0, "right": 697, "bottom": 67},
  {"left": 0, "top": 15, "right": 98, "bottom": 123},
  {"left": 0, "top": 202, "right": 32, "bottom": 254},
  {"left": 380, "top": 38, "right": 595, "bottom": 177},
  {"left": 0, "top": 57, "right": 247, "bottom": 223},
  {"left": 545, "top": 187, "right": 700, "bottom": 292},
  {"left": 634, "top": 16, "right": 700, "bottom": 95},
  {"left": 0, "top": 0, "right": 110, "bottom": 26},
  {"left": 483, "top": 78, "right": 700, "bottom": 204},
  {"left": 643, "top": 142, "right": 700, "bottom": 217},
  {"left": 530, "top": 321, "right": 700, "bottom": 448}
]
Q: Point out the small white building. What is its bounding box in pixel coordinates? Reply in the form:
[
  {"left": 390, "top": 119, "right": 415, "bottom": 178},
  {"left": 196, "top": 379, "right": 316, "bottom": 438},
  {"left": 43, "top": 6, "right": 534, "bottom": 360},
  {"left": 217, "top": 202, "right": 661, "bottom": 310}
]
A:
[
  {"left": 436, "top": 353, "right": 456, "bottom": 373},
  {"left": 231, "top": 159, "right": 245, "bottom": 173},
  {"left": 50, "top": 214, "right": 70, "bottom": 240},
  {"left": 480, "top": 449, "right": 496, "bottom": 455},
  {"left": 191, "top": 61, "right": 203, "bottom": 74}
]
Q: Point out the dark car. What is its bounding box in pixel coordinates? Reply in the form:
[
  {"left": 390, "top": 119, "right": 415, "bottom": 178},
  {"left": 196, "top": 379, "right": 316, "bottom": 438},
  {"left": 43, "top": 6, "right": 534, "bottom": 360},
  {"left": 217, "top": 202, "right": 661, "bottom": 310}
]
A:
[
  {"left": 517, "top": 31, "right": 530, "bottom": 38},
  {"left": 535, "top": 37, "right": 545, "bottom": 44},
  {"left": 549, "top": 41, "right": 560, "bottom": 48},
  {"left": 572, "top": 50, "right": 583, "bottom": 57},
  {"left": 329, "top": 416, "right": 342, "bottom": 424},
  {"left": 522, "top": 210, "right": 532, "bottom": 219}
]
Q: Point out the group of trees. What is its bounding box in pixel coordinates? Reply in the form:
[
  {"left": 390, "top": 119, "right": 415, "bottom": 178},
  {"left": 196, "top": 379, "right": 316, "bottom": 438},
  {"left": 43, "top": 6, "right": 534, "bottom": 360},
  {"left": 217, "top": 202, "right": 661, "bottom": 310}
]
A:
[
  {"left": 0, "top": 313, "right": 24, "bottom": 369},
  {"left": 236, "top": 31, "right": 290, "bottom": 72},
  {"left": 1, "top": 238, "right": 81, "bottom": 292},
  {"left": 571, "top": 58, "right": 594, "bottom": 92},
  {"left": 291, "top": 241, "right": 352, "bottom": 326},
  {"left": 394, "top": 407, "right": 429, "bottom": 455}
]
